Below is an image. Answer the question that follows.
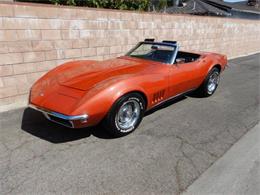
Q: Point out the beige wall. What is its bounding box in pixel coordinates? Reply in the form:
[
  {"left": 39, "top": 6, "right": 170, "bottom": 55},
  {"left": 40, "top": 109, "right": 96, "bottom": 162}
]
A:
[{"left": 0, "top": 3, "right": 260, "bottom": 108}]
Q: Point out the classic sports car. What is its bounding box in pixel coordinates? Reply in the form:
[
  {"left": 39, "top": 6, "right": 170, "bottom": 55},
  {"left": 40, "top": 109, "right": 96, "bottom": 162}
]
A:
[{"left": 29, "top": 39, "right": 227, "bottom": 137}]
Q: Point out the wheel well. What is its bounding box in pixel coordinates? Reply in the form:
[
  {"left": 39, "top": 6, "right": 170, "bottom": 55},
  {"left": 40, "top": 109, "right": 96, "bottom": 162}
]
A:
[
  {"left": 124, "top": 91, "right": 148, "bottom": 110},
  {"left": 213, "top": 64, "right": 221, "bottom": 72}
]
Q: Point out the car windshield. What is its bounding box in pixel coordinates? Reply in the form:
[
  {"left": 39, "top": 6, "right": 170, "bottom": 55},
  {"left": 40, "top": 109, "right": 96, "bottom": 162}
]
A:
[{"left": 126, "top": 42, "right": 176, "bottom": 64}]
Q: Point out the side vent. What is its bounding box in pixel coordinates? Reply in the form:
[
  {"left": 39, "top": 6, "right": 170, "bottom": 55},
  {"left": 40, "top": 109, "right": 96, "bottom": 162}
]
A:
[{"left": 152, "top": 90, "right": 165, "bottom": 104}]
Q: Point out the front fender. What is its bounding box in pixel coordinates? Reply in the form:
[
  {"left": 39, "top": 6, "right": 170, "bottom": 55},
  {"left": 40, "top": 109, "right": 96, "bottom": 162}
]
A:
[
  {"left": 71, "top": 76, "right": 146, "bottom": 126},
  {"left": 71, "top": 73, "right": 166, "bottom": 126}
]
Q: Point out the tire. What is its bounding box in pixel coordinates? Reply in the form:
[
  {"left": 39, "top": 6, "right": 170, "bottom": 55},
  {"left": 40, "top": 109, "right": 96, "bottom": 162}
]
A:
[
  {"left": 195, "top": 67, "right": 220, "bottom": 97},
  {"left": 102, "top": 93, "right": 146, "bottom": 137}
]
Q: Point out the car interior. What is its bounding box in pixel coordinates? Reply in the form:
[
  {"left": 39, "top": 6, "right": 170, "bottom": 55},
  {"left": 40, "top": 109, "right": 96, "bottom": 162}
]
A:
[
  {"left": 131, "top": 50, "right": 201, "bottom": 64},
  {"left": 145, "top": 50, "right": 201, "bottom": 64},
  {"left": 175, "top": 51, "right": 201, "bottom": 64},
  {"left": 128, "top": 39, "right": 201, "bottom": 64}
]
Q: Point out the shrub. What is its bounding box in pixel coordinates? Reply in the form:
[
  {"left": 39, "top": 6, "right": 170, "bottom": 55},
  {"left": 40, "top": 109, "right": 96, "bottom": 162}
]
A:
[{"left": 48, "top": 0, "right": 150, "bottom": 11}]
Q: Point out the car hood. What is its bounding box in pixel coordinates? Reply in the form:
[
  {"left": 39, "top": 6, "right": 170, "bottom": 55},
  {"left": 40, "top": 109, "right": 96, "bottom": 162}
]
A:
[{"left": 57, "top": 56, "right": 153, "bottom": 91}]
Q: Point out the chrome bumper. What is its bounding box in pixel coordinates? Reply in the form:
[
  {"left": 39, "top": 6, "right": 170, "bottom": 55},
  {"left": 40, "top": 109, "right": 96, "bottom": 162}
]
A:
[{"left": 28, "top": 104, "right": 88, "bottom": 128}]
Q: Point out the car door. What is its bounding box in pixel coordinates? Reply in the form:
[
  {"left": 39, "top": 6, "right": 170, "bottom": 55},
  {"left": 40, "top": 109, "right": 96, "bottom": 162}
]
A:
[{"left": 168, "top": 60, "right": 203, "bottom": 97}]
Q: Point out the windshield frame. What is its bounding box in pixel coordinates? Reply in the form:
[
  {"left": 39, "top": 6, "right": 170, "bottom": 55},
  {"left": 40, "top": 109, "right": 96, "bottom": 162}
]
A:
[{"left": 126, "top": 42, "right": 179, "bottom": 65}]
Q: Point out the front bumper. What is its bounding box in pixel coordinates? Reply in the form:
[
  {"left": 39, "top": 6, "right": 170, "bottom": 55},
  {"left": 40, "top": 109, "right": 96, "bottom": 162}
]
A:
[{"left": 28, "top": 104, "right": 88, "bottom": 128}]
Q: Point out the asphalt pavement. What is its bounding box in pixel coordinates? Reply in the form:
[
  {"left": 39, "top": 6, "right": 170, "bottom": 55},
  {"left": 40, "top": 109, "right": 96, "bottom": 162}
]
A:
[
  {"left": 0, "top": 53, "right": 259, "bottom": 194},
  {"left": 184, "top": 123, "right": 259, "bottom": 195}
]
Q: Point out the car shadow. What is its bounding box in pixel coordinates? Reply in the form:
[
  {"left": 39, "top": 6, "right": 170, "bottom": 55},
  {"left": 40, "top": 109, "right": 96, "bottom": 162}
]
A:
[
  {"left": 21, "top": 95, "right": 187, "bottom": 143},
  {"left": 186, "top": 92, "right": 206, "bottom": 98},
  {"left": 145, "top": 95, "right": 186, "bottom": 116},
  {"left": 21, "top": 108, "right": 112, "bottom": 143}
]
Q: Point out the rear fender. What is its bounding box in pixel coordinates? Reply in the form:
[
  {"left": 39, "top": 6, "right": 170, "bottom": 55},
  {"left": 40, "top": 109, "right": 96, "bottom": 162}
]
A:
[{"left": 205, "top": 54, "right": 227, "bottom": 74}]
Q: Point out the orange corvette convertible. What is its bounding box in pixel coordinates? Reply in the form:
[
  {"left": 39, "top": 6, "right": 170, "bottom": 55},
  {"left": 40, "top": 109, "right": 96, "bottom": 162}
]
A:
[{"left": 29, "top": 39, "right": 227, "bottom": 137}]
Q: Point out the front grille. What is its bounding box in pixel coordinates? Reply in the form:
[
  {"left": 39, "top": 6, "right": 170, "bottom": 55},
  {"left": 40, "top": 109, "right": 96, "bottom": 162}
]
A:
[{"left": 48, "top": 115, "right": 73, "bottom": 128}]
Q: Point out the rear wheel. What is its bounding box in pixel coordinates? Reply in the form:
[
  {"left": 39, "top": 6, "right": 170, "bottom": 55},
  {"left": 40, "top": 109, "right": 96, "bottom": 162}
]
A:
[
  {"left": 196, "top": 67, "right": 220, "bottom": 97},
  {"left": 103, "top": 93, "right": 146, "bottom": 137}
]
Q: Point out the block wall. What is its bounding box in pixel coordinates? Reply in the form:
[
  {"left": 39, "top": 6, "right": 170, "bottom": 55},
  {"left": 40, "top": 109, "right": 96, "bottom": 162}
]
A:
[{"left": 0, "top": 3, "right": 260, "bottom": 107}]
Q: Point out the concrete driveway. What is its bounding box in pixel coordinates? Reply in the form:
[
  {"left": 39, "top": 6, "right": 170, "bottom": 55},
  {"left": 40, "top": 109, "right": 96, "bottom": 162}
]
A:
[{"left": 0, "top": 53, "right": 259, "bottom": 194}]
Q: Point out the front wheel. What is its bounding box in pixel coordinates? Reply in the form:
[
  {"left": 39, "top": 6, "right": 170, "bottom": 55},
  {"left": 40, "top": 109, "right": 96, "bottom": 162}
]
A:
[
  {"left": 102, "top": 93, "right": 146, "bottom": 137},
  {"left": 196, "top": 67, "right": 220, "bottom": 97}
]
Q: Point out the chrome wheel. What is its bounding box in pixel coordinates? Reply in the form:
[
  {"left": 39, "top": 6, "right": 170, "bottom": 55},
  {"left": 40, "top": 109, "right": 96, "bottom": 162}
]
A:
[
  {"left": 115, "top": 99, "right": 141, "bottom": 132},
  {"left": 207, "top": 72, "right": 220, "bottom": 94}
]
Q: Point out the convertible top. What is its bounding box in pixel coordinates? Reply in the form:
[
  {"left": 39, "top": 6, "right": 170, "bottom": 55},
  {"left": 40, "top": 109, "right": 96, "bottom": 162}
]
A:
[{"left": 143, "top": 38, "right": 178, "bottom": 47}]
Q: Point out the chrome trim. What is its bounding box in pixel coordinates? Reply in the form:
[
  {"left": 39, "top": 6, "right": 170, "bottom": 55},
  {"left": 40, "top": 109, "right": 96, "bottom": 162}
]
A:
[
  {"left": 148, "top": 88, "right": 196, "bottom": 110},
  {"left": 115, "top": 99, "right": 141, "bottom": 132},
  {"left": 170, "top": 44, "right": 180, "bottom": 65},
  {"left": 28, "top": 104, "right": 88, "bottom": 128}
]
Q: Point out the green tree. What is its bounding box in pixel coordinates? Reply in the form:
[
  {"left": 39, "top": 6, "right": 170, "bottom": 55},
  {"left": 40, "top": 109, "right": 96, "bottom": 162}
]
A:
[{"left": 48, "top": 0, "right": 150, "bottom": 11}]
